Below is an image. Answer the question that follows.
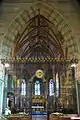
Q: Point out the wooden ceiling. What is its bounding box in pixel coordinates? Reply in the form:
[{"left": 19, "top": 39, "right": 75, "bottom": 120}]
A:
[{"left": 0, "top": 0, "right": 79, "bottom": 61}]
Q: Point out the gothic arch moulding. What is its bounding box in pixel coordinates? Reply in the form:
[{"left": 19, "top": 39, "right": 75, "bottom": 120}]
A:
[{"left": 4, "top": 2, "right": 78, "bottom": 59}]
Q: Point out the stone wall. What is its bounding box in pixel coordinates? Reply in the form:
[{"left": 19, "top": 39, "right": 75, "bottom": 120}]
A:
[{"left": 0, "top": 0, "right": 80, "bottom": 77}]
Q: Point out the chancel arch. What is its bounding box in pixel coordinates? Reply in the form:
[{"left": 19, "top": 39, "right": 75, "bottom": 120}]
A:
[{"left": 3, "top": 2, "right": 78, "bottom": 59}]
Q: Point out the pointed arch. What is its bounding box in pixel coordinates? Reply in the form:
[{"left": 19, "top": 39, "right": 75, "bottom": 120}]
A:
[{"left": 4, "top": 2, "right": 78, "bottom": 59}]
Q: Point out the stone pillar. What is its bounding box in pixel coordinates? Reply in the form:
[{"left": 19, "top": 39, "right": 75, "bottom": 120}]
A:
[
  {"left": 52, "top": 64, "right": 56, "bottom": 111},
  {"left": 0, "top": 63, "right": 3, "bottom": 114},
  {"left": 3, "top": 70, "right": 8, "bottom": 113}
]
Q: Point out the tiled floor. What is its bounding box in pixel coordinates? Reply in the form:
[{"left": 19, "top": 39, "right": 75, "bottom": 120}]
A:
[{"left": 32, "top": 115, "right": 47, "bottom": 120}]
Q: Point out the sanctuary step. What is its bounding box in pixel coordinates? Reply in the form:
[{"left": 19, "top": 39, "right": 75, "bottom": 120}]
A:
[
  {"left": 8, "top": 113, "right": 30, "bottom": 120},
  {"left": 51, "top": 113, "right": 80, "bottom": 120}
]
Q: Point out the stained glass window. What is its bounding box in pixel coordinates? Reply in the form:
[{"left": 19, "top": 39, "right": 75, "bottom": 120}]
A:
[
  {"left": 21, "top": 79, "right": 26, "bottom": 96},
  {"left": 56, "top": 73, "right": 59, "bottom": 97},
  {"left": 49, "top": 79, "right": 54, "bottom": 96},
  {"left": 35, "top": 81, "right": 40, "bottom": 95}
]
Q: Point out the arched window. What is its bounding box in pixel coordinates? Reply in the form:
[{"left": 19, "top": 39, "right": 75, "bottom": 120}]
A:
[
  {"left": 56, "top": 73, "right": 59, "bottom": 97},
  {"left": 49, "top": 79, "right": 54, "bottom": 96},
  {"left": 35, "top": 81, "right": 40, "bottom": 95},
  {"left": 21, "top": 79, "right": 26, "bottom": 96}
]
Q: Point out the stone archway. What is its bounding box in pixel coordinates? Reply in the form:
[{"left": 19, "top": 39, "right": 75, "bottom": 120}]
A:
[{"left": 3, "top": 1, "right": 78, "bottom": 59}]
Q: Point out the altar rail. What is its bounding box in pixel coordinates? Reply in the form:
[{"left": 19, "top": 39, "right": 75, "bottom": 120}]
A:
[
  {"left": 51, "top": 114, "right": 79, "bottom": 120},
  {"left": 8, "top": 114, "right": 31, "bottom": 120}
]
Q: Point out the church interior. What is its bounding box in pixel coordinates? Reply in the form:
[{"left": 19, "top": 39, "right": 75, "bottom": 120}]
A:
[{"left": 0, "top": 0, "right": 80, "bottom": 120}]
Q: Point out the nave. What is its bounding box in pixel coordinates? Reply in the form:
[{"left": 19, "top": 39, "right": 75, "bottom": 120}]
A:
[{"left": 0, "top": 0, "right": 80, "bottom": 120}]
